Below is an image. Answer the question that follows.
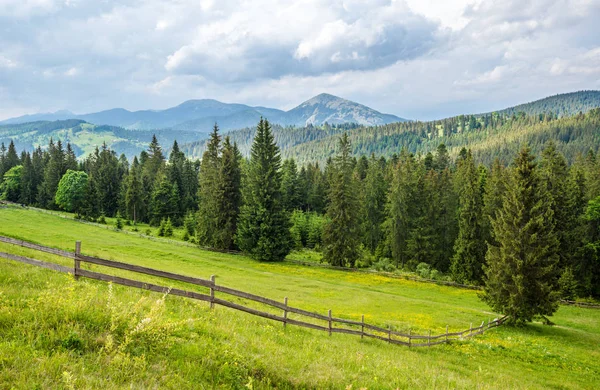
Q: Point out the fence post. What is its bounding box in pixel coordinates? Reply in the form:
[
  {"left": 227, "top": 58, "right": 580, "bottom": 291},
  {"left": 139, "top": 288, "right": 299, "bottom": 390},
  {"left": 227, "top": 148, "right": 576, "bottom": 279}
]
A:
[
  {"left": 328, "top": 309, "right": 332, "bottom": 336},
  {"left": 445, "top": 325, "right": 449, "bottom": 343},
  {"left": 388, "top": 325, "right": 392, "bottom": 343},
  {"left": 283, "top": 297, "right": 288, "bottom": 328},
  {"left": 74, "top": 241, "right": 81, "bottom": 280},
  {"left": 361, "top": 314, "right": 364, "bottom": 339},
  {"left": 210, "top": 275, "right": 216, "bottom": 309},
  {"left": 428, "top": 330, "right": 431, "bottom": 347}
]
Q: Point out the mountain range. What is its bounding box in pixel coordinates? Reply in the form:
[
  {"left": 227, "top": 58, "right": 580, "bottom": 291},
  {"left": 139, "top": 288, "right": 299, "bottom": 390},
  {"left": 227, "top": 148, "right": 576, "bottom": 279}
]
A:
[{"left": 0, "top": 93, "right": 406, "bottom": 131}]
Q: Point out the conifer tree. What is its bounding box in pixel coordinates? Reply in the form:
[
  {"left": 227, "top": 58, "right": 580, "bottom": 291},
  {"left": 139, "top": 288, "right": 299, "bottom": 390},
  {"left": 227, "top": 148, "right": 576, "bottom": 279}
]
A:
[
  {"left": 151, "top": 172, "right": 179, "bottom": 225},
  {"left": 218, "top": 137, "right": 242, "bottom": 249},
  {"left": 197, "top": 124, "right": 223, "bottom": 247},
  {"left": 281, "top": 158, "right": 301, "bottom": 212},
  {"left": 451, "top": 150, "right": 486, "bottom": 284},
  {"left": 125, "top": 157, "right": 143, "bottom": 224},
  {"left": 483, "top": 146, "right": 560, "bottom": 324},
  {"left": 483, "top": 159, "right": 507, "bottom": 245},
  {"left": 540, "top": 141, "right": 571, "bottom": 269},
  {"left": 322, "top": 133, "right": 362, "bottom": 267},
  {"left": 236, "top": 118, "right": 291, "bottom": 261},
  {"left": 362, "top": 154, "right": 387, "bottom": 254}
]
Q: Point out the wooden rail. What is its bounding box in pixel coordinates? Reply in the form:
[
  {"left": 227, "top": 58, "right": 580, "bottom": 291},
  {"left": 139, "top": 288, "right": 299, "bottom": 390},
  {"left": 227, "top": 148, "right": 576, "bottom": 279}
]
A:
[{"left": 0, "top": 235, "right": 507, "bottom": 347}]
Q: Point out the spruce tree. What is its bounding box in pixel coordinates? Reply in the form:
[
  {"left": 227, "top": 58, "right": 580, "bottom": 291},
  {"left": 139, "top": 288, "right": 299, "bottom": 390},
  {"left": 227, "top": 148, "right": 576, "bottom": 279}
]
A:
[
  {"left": 150, "top": 172, "right": 179, "bottom": 225},
  {"left": 540, "top": 141, "right": 571, "bottom": 269},
  {"left": 197, "top": 124, "right": 223, "bottom": 247},
  {"left": 451, "top": 150, "right": 486, "bottom": 284},
  {"left": 236, "top": 118, "right": 291, "bottom": 261},
  {"left": 322, "top": 133, "right": 362, "bottom": 267},
  {"left": 483, "top": 158, "right": 507, "bottom": 246},
  {"left": 362, "top": 154, "right": 387, "bottom": 254},
  {"left": 281, "top": 158, "right": 301, "bottom": 212},
  {"left": 125, "top": 157, "right": 143, "bottom": 224},
  {"left": 483, "top": 146, "right": 560, "bottom": 324},
  {"left": 219, "top": 137, "right": 242, "bottom": 249}
]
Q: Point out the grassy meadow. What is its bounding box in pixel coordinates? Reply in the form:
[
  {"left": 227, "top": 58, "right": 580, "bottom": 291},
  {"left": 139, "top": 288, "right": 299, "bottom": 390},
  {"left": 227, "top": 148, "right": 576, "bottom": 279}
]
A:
[{"left": 0, "top": 205, "right": 599, "bottom": 388}]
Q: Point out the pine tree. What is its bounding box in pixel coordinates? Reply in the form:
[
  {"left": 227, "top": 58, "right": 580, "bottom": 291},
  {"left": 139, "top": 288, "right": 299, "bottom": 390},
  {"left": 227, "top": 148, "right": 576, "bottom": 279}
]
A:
[
  {"left": 483, "top": 146, "right": 560, "bottom": 324},
  {"left": 197, "top": 124, "right": 223, "bottom": 247},
  {"left": 281, "top": 158, "right": 301, "bottom": 212},
  {"left": 451, "top": 150, "right": 486, "bottom": 284},
  {"left": 322, "top": 133, "right": 362, "bottom": 267},
  {"left": 362, "top": 154, "right": 387, "bottom": 254},
  {"left": 236, "top": 118, "right": 292, "bottom": 261},
  {"left": 150, "top": 172, "right": 179, "bottom": 225},
  {"left": 38, "top": 139, "right": 65, "bottom": 209},
  {"left": 483, "top": 159, "right": 507, "bottom": 246},
  {"left": 125, "top": 157, "right": 143, "bottom": 224},
  {"left": 540, "top": 140, "right": 571, "bottom": 269},
  {"left": 219, "top": 137, "right": 242, "bottom": 249}
]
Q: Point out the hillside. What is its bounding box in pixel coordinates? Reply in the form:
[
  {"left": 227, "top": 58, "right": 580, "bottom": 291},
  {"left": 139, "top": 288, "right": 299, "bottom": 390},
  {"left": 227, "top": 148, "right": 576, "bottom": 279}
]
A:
[
  {"left": 1, "top": 206, "right": 599, "bottom": 388},
  {"left": 181, "top": 108, "right": 600, "bottom": 166},
  {"left": 0, "top": 120, "right": 206, "bottom": 158},
  {"left": 490, "top": 90, "right": 600, "bottom": 118},
  {"left": 0, "top": 94, "right": 405, "bottom": 131}
]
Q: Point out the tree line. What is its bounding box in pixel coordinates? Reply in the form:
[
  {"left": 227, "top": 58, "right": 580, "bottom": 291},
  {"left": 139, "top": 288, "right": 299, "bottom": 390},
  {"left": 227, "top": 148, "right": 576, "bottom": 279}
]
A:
[{"left": 1, "top": 116, "right": 600, "bottom": 324}]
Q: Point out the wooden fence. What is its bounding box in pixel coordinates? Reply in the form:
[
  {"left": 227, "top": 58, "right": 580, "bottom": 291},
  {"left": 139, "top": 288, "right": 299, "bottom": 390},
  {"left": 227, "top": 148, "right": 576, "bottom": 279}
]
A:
[{"left": 0, "top": 235, "right": 507, "bottom": 347}]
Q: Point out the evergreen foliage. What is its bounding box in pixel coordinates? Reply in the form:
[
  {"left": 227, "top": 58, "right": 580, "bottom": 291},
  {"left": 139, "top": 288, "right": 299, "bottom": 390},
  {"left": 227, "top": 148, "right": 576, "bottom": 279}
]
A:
[
  {"left": 451, "top": 151, "right": 486, "bottom": 284},
  {"left": 322, "top": 133, "right": 362, "bottom": 267},
  {"left": 483, "top": 146, "right": 560, "bottom": 324},
  {"left": 236, "top": 119, "right": 292, "bottom": 261}
]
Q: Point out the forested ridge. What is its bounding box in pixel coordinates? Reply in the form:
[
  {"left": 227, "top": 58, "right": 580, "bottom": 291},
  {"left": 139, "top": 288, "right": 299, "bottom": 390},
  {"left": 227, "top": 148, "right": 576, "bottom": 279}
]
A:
[
  {"left": 2, "top": 108, "right": 600, "bottom": 323},
  {"left": 181, "top": 104, "right": 600, "bottom": 167}
]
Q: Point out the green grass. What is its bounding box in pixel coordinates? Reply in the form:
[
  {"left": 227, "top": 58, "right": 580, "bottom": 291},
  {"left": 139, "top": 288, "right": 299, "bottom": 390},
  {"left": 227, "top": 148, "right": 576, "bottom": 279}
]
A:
[{"left": 1, "top": 206, "right": 599, "bottom": 389}]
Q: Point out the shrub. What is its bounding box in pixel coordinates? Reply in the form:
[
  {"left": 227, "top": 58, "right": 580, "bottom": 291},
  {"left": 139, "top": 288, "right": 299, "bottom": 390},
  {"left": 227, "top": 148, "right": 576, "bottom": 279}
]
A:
[
  {"left": 416, "top": 262, "right": 431, "bottom": 279},
  {"left": 372, "top": 258, "right": 396, "bottom": 272},
  {"left": 98, "top": 215, "right": 107, "bottom": 224},
  {"left": 115, "top": 212, "right": 123, "bottom": 231}
]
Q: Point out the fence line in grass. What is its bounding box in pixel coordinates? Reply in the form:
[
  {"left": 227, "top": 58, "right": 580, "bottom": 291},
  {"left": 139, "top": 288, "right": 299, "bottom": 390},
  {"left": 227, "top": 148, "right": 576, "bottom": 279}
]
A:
[{"left": 0, "top": 235, "right": 507, "bottom": 347}]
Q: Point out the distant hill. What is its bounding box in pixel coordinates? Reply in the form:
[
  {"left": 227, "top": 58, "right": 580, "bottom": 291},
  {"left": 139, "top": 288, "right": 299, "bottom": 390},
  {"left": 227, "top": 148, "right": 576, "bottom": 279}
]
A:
[
  {"left": 0, "top": 94, "right": 406, "bottom": 131},
  {"left": 181, "top": 108, "right": 600, "bottom": 167},
  {"left": 485, "top": 90, "right": 600, "bottom": 118},
  {"left": 0, "top": 120, "right": 207, "bottom": 158}
]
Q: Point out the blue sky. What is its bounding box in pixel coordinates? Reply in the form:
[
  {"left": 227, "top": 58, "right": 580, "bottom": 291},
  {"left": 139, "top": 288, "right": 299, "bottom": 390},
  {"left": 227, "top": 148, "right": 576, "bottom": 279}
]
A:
[{"left": 0, "top": 0, "right": 599, "bottom": 121}]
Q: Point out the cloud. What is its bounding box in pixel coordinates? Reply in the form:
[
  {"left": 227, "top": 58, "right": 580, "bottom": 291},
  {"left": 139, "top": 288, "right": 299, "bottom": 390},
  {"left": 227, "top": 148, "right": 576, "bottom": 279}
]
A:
[{"left": 0, "top": 0, "right": 599, "bottom": 121}]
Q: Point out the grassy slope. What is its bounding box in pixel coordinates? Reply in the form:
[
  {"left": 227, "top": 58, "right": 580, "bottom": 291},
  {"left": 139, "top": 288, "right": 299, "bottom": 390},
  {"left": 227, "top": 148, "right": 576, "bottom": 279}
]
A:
[{"left": 0, "top": 206, "right": 599, "bottom": 389}]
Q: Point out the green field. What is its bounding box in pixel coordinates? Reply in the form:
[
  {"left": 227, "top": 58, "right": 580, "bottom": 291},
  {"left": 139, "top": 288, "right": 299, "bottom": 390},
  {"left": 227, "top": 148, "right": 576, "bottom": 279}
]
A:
[{"left": 1, "top": 206, "right": 599, "bottom": 389}]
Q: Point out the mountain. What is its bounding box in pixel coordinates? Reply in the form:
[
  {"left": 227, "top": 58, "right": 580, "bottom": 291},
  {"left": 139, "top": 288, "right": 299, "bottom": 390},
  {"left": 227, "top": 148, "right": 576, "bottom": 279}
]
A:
[
  {"left": 285, "top": 93, "right": 403, "bottom": 126},
  {"left": 0, "top": 110, "right": 76, "bottom": 125},
  {"left": 0, "top": 94, "right": 405, "bottom": 131},
  {"left": 181, "top": 107, "right": 600, "bottom": 168},
  {"left": 0, "top": 120, "right": 207, "bottom": 158},
  {"left": 485, "top": 90, "right": 600, "bottom": 118}
]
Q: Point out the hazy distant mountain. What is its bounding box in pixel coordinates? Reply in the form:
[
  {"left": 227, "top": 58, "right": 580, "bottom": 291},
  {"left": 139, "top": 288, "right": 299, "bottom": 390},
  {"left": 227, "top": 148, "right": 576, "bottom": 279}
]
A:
[
  {"left": 0, "top": 94, "right": 405, "bottom": 131},
  {"left": 484, "top": 90, "right": 600, "bottom": 118},
  {"left": 285, "top": 93, "right": 403, "bottom": 126},
  {"left": 0, "top": 119, "right": 207, "bottom": 158}
]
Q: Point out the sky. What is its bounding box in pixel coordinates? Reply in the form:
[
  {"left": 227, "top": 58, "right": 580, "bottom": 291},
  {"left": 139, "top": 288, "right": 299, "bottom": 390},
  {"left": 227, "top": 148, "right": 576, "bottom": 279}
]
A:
[{"left": 0, "top": 0, "right": 599, "bottom": 121}]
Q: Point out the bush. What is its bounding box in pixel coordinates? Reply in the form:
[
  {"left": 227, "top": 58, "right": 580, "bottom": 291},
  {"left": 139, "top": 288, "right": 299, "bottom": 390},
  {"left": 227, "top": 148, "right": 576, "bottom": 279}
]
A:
[
  {"left": 184, "top": 212, "right": 196, "bottom": 237},
  {"left": 372, "top": 258, "right": 396, "bottom": 272},
  {"left": 145, "top": 228, "right": 152, "bottom": 236},
  {"left": 416, "top": 262, "right": 431, "bottom": 279},
  {"left": 115, "top": 212, "right": 123, "bottom": 231},
  {"left": 158, "top": 218, "right": 173, "bottom": 237},
  {"left": 98, "top": 215, "right": 107, "bottom": 225},
  {"left": 559, "top": 267, "right": 578, "bottom": 300}
]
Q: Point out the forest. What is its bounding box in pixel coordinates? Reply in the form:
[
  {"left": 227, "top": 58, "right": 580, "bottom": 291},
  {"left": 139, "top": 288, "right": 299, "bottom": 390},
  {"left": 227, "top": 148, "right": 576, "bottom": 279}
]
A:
[
  {"left": 181, "top": 105, "right": 600, "bottom": 167},
  {"left": 1, "top": 110, "right": 600, "bottom": 323}
]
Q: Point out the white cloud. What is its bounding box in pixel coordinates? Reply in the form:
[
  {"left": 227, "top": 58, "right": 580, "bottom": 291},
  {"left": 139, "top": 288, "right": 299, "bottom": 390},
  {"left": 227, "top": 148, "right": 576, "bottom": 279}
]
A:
[{"left": 0, "top": 0, "right": 599, "bottom": 121}]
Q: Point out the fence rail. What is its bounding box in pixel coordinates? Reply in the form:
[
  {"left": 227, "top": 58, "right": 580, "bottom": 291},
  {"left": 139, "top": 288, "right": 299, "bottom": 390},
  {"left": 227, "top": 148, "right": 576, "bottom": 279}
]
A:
[{"left": 0, "top": 235, "right": 507, "bottom": 347}]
